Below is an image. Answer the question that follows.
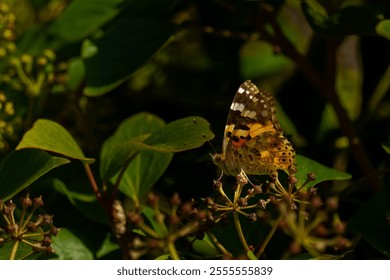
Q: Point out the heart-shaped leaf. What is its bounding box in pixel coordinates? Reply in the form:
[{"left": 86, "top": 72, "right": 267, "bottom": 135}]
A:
[{"left": 16, "top": 119, "right": 94, "bottom": 163}]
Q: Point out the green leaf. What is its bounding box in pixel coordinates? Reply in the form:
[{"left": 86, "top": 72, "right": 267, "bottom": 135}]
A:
[
  {"left": 67, "top": 58, "right": 86, "bottom": 91},
  {"left": 382, "top": 143, "right": 390, "bottom": 154},
  {"left": 240, "top": 41, "right": 293, "bottom": 79},
  {"left": 348, "top": 192, "right": 390, "bottom": 258},
  {"left": 16, "top": 119, "right": 94, "bottom": 163},
  {"left": 301, "top": 2, "right": 381, "bottom": 37},
  {"left": 295, "top": 155, "right": 352, "bottom": 190},
  {"left": 0, "top": 149, "right": 70, "bottom": 201},
  {"left": 143, "top": 116, "right": 215, "bottom": 152},
  {"left": 143, "top": 206, "right": 168, "bottom": 236},
  {"left": 376, "top": 19, "right": 390, "bottom": 40},
  {"left": 192, "top": 233, "right": 219, "bottom": 258},
  {"left": 101, "top": 113, "right": 214, "bottom": 202},
  {"left": 48, "top": 0, "right": 124, "bottom": 42},
  {"left": 117, "top": 150, "right": 173, "bottom": 202},
  {"left": 101, "top": 114, "right": 214, "bottom": 180},
  {"left": 100, "top": 112, "right": 166, "bottom": 181},
  {"left": 51, "top": 228, "right": 94, "bottom": 260},
  {"left": 100, "top": 112, "right": 172, "bottom": 202},
  {"left": 96, "top": 233, "right": 120, "bottom": 259},
  {"left": 0, "top": 227, "right": 44, "bottom": 260},
  {"left": 83, "top": 17, "right": 174, "bottom": 96}
]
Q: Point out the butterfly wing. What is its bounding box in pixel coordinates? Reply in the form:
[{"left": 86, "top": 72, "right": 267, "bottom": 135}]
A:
[{"left": 214, "top": 80, "right": 295, "bottom": 176}]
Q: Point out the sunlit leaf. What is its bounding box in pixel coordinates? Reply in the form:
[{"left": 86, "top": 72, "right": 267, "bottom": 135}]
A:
[
  {"left": 16, "top": 119, "right": 94, "bottom": 163},
  {"left": 295, "top": 155, "right": 351, "bottom": 190}
]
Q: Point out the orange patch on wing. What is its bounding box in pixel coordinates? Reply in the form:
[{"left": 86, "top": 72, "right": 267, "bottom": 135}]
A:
[{"left": 232, "top": 138, "right": 247, "bottom": 148}]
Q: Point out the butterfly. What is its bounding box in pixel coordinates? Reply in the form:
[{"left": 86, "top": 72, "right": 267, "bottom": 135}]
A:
[{"left": 212, "top": 80, "right": 295, "bottom": 177}]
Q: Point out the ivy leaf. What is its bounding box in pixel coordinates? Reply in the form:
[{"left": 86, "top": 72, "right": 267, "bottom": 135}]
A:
[
  {"left": 295, "top": 155, "right": 351, "bottom": 190},
  {"left": 0, "top": 149, "right": 70, "bottom": 201},
  {"left": 16, "top": 119, "right": 94, "bottom": 163},
  {"left": 51, "top": 228, "right": 94, "bottom": 260},
  {"left": 83, "top": 17, "right": 174, "bottom": 96},
  {"left": 100, "top": 113, "right": 214, "bottom": 204},
  {"left": 100, "top": 112, "right": 166, "bottom": 181}
]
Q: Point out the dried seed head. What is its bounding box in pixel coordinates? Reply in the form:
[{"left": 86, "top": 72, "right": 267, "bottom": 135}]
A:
[
  {"left": 307, "top": 173, "right": 316, "bottom": 181},
  {"left": 3, "top": 202, "right": 16, "bottom": 214},
  {"left": 6, "top": 224, "right": 17, "bottom": 234},
  {"left": 41, "top": 235, "right": 52, "bottom": 247},
  {"left": 40, "top": 214, "right": 53, "bottom": 226},
  {"left": 213, "top": 179, "right": 222, "bottom": 189},
  {"left": 204, "top": 197, "right": 214, "bottom": 206},
  {"left": 270, "top": 172, "right": 278, "bottom": 182},
  {"left": 170, "top": 192, "right": 181, "bottom": 206},
  {"left": 169, "top": 215, "right": 180, "bottom": 226},
  {"left": 248, "top": 213, "right": 257, "bottom": 223},
  {"left": 146, "top": 192, "right": 159, "bottom": 206},
  {"left": 253, "top": 185, "right": 262, "bottom": 194},
  {"left": 33, "top": 196, "right": 44, "bottom": 208},
  {"left": 197, "top": 210, "right": 207, "bottom": 221},
  {"left": 258, "top": 199, "right": 267, "bottom": 209},
  {"left": 311, "top": 196, "right": 322, "bottom": 208},
  {"left": 308, "top": 187, "right": 317, "bottom": 196},
  {"left": 128, "top": 212, "right": 143, "bottom": 226},
  {"left": 21, "top": 195, "right": 32, "bottom": 208},
  {"left": 148, "top": 239, "right": 160, "bottom": 249},
  {"left": 236, "top": 172, "right": 248, "bottom": 185},
  {"left": 314, "top": 224, "right": 328, "bottom": 237},
  {"left": 49, "top": 226, "right": 60, "bottom": 236},
  {"left": 289, "top": 240, "right": 302, "bottom": 254},
  {"left": 288, "top": 175, "right": 298, "bottom": 185},
  {"left": 26, "top": 222, "right": 37, "bottom": 232},
  {"left": 238, "top": 197, "right": 247, "bottom": 207},
  {"left": 180, "top": 201, "right": 194, "bottom": 216},
  {"left": 326, "top": 197, "right": 339, "bottom": 210}
]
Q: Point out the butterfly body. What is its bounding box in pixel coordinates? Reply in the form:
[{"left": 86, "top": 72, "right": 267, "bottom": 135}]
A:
[{"left": 212, "top": 80, "right": 295, "bottom": 176}]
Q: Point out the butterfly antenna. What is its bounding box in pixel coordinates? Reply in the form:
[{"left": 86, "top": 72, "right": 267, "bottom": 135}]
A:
[{"left": 193, "top": 118, "right": 217, "bottom": 154}]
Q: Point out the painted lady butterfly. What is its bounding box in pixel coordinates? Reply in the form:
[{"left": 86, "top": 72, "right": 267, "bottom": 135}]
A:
[{"left": 212, "top": 80, "right": 295, "bottom": 176}]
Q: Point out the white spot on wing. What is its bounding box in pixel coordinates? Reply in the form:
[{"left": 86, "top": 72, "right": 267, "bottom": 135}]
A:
[
  {"left": 241, "top": 108, "right": 257, "bottom": 118},
  {"left": 231, "top": 102, "right": 245, "bottom": 112}
]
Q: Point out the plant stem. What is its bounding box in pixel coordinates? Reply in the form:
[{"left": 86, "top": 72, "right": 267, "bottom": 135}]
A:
[
  {"left": 83, "top": 163, "right": 111, "bottom": 215},
  {"left": 167, "top": 239, "right": 180, "bottom": 260},
  {"left": 256, "top": 211, "right": 285, "bottom": 259},
  {"left": 10, "top": 239, "right": 19, "bottom": 260},
  {"left": 233, "top": 210, "right": 249, "bottom": 252},
  {"left": 207, "top": 230, "right": 233, "bottom": 257},
  {"left": 111, "top": 152, "right": 139, "bottom": 207}
]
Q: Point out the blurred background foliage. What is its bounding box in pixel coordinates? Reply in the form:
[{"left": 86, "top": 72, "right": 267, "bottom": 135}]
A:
[{"left": 0, "top": 0, "right": 389, "bottom": 259}]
